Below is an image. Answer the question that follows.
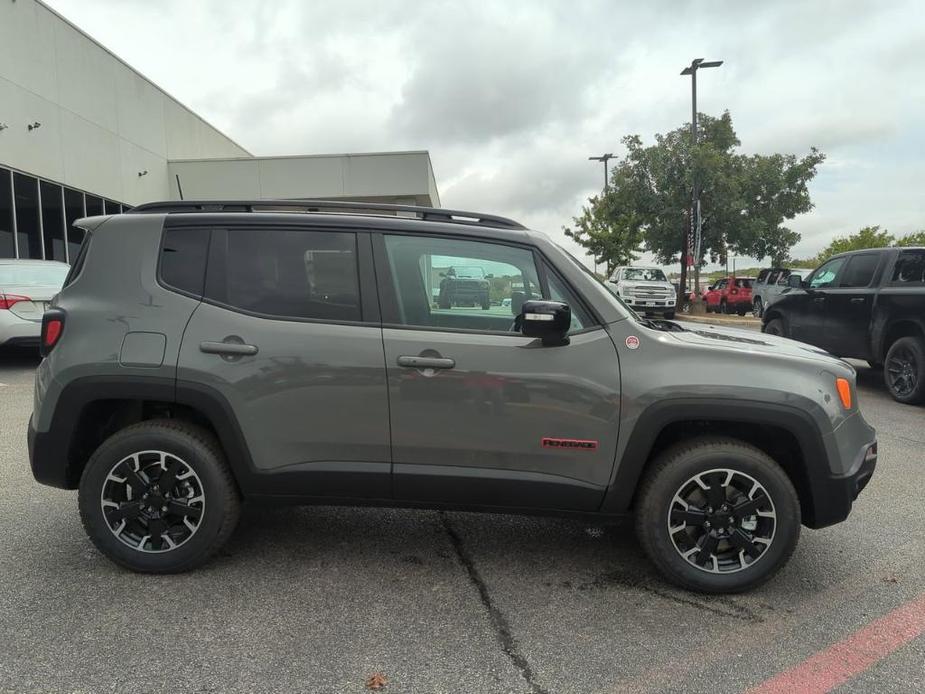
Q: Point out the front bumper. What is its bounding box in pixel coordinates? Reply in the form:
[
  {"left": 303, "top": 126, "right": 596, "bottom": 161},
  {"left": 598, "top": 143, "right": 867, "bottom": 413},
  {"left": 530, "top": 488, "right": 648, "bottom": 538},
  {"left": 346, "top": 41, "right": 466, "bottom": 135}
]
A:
[
  {"left": 807, "top": 439, "right": 877, "bottom": 528},
  {"left": 627, "top": 300, "right": 676, "bottom": 311}
]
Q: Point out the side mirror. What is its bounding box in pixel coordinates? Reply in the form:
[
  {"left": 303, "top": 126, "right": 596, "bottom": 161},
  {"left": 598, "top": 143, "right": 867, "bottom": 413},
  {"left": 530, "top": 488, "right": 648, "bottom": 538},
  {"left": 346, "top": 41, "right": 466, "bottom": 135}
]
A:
[
  {"left": 519, "top": 300, "right": 570, "bottom": 346},
  {"left": 787, "top": 274, "right": 803, "bottom": 288}
]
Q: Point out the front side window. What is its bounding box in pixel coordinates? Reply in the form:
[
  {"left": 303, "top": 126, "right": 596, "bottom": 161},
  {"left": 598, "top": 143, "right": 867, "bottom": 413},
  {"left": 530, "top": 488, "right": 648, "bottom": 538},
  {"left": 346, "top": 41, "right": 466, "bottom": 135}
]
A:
[
  {"left": 206, "top": 228, "right": 360, "bottom": 322},
  {"left": 809, "top": 257, "right": 846, "bottom": 288},
  {"left": 384, "top": 234, "right": 550, "bottom": 332},
  {"left": 840, "top": 253, "right": 880, "bottom": 288},
  {"left": 890, "top": 250, "right": 925, "bottom": 285}
]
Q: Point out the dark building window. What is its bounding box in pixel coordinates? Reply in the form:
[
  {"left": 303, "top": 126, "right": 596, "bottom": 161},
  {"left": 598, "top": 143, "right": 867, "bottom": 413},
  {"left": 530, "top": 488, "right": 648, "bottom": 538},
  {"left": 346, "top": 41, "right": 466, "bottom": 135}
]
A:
[
  {"left": 0, "top": 169, "right": 14, "bottom": 258},
  {"left": 104, "top": 199, "right": 120, "bottom": 215},
  {"left": 85, "top": 195, "right": 103, "bottom": 217},
  {"left": 64, "top": 188, "right": 85, "bottom": 262},
  {"left": 14, "top": 173, "right": 42, "bottom": 259},
  {"left": 41, "top": 181, "right": 67, "bottom": 262}
]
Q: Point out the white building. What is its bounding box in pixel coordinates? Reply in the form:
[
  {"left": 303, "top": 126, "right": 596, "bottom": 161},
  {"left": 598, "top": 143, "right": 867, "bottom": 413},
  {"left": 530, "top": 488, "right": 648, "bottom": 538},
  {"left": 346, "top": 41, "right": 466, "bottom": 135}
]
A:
[{"left": 0, "top": 0, "right": 440, "bottom": 262}]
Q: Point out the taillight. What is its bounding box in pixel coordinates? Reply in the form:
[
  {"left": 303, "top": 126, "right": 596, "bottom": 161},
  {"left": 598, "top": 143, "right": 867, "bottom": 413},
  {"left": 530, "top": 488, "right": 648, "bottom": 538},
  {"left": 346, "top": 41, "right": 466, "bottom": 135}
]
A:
[
  {"left": 0, "top": 293, "right": 30, "bottom": 310},
  {"left": 40, "top": 309, "right": 66, "bottom": 356}
]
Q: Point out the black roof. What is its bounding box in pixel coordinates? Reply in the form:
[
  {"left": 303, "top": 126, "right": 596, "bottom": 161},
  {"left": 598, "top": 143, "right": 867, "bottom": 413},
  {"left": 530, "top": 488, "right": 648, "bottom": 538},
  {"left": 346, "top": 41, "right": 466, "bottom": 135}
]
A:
[{"left": 126, "top": 199, "right": 526, "bottom": 231}]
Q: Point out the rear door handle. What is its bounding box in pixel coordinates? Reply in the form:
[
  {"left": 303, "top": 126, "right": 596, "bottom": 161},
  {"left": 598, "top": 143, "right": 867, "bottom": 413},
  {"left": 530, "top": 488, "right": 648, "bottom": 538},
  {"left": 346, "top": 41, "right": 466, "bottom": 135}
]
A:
[
  {"left": 397, "top": 355, "right": 455, "bottom": 369},
  {"left": 200, "top": 341, "right": 259, "bottom": 356},
  {"left": 850, "top": 297, "right": 866, "bottom": 304},
  {"left": 813, "top": 297, "right": 826, "bottom": 303}
]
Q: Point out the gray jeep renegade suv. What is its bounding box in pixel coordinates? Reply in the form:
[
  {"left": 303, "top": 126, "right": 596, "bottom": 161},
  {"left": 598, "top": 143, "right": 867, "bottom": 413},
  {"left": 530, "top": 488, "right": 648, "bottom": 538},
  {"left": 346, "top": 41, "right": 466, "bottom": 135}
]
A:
[{"left": 28, "top": 200, "right": 877, "bottom": 593}]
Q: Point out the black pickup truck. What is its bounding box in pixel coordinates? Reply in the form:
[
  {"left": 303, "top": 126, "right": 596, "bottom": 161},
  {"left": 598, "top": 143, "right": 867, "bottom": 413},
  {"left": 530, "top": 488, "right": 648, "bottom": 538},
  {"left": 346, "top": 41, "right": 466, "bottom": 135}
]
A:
[{"left": 762, "top": 246, "right": 925, "bottom": 404}]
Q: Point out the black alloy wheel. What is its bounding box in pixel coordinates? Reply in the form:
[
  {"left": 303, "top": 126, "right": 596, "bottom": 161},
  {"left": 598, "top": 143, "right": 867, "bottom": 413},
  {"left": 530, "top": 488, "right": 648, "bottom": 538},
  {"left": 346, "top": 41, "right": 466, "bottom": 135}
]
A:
[{"left": 885, "top": 336, "right": 925, "bottom": 404}]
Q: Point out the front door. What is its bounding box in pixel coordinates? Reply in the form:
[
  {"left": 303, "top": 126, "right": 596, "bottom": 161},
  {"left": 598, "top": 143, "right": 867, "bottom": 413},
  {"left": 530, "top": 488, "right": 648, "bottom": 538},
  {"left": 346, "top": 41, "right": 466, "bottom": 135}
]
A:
[
  {"left": 790, "top": 256, "right": 849, "bottom": 351},
  {"left": 177, "top": 226, "right": 391, "bottom": 498},
  {"left": 823, "top": 252, "right": 881, "bottom": 359},
  {"left": 375, "top": 233, "right": 621, "bottom": 511}
]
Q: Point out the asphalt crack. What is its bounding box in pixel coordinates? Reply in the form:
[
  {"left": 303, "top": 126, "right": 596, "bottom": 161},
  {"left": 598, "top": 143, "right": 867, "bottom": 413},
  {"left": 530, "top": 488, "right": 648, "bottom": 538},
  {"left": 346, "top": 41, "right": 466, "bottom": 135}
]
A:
[{"left": 440, "top": 512, "right": 549, "bottom": 694}]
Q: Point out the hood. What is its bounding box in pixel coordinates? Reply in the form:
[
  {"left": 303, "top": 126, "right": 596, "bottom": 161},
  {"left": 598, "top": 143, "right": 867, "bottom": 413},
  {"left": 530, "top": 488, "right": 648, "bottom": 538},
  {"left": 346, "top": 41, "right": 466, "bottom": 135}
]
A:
[{"left": 667, "top": 319, "right": 848, "bottom": 368}]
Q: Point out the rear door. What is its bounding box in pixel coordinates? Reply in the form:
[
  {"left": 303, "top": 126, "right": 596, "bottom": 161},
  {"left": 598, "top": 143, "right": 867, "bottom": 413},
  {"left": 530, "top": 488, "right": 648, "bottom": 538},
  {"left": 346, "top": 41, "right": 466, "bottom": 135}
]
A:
[
  {"left": 824, "top": 252, "right": 882, "bottom": 359},
  {"left": 176, "top": 224, "right": 391, "bottom": 498},
  {"left": 375, "top": 232, "right": 621, "bottom": 511}
]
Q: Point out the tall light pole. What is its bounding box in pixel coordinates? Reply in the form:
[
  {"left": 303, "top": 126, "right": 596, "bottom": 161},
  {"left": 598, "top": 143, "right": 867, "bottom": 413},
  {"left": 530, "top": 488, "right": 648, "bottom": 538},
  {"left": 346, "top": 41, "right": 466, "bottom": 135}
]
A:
[
  {"left": 588, "top": 153, "right": 615, "bottom": 275},
  {"left": 589, "top": 153, "right": 615, "bottom": 192},
  {"left": 680, "top": 58, "right": 722, "bottom": 304}
]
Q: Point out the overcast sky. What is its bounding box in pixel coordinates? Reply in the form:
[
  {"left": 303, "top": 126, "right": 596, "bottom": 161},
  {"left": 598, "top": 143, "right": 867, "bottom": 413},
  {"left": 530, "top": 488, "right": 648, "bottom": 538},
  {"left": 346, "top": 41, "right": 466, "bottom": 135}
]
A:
[{"left": 47, "top": 0, "right": 925, "bottom": 271}]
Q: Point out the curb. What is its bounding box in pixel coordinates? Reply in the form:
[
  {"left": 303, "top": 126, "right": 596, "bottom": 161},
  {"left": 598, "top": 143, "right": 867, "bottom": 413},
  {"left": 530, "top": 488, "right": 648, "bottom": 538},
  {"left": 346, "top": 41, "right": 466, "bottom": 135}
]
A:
[{"left": 675, "top": 314, "right": 761, "bottom": 328}]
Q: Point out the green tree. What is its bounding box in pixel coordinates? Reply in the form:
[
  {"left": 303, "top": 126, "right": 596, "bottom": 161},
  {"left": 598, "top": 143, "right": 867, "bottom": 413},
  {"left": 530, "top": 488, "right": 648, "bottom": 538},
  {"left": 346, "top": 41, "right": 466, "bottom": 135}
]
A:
[
  {"left": 896, "top": 230, "right": 925, "bottom": 247},
  {"left": 566, "top": 112, "right": 824, "bottom": 283},
  {"left": 814, "top": 225, "right": 894, "bottom": 262},
  {"left": 563, "top": 192, "right": 644, "bottom": 275}
]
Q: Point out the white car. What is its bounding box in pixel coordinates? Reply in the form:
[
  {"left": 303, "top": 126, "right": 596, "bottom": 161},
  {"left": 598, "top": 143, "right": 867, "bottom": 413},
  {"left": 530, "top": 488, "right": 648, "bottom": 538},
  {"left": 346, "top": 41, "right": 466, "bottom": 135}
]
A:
[
  {"left": 0, "top": 260, "right": 70, "bottom": 349},
  {"left": 605, "top": 266, "right": 677, "bottom": 318}
]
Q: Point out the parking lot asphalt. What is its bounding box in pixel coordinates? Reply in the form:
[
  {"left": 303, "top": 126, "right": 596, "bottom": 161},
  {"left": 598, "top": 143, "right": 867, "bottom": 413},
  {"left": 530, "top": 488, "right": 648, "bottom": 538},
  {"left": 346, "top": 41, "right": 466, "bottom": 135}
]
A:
[{"left": 1, "top": 348, "right": 923, "bottom": 694}]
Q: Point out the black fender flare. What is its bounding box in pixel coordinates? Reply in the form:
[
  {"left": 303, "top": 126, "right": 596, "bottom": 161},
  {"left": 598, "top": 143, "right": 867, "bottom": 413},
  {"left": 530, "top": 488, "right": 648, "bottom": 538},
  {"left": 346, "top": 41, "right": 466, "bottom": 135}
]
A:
[{"left": 599, "top": 398, "right": 841, "bottom": 528}]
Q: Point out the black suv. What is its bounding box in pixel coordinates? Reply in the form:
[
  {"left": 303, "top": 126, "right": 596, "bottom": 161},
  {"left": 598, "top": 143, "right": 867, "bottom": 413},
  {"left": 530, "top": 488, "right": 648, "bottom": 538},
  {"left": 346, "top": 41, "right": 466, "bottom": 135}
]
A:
[{"left": 762, "top": 246, "right": 925, "bottom": 403}]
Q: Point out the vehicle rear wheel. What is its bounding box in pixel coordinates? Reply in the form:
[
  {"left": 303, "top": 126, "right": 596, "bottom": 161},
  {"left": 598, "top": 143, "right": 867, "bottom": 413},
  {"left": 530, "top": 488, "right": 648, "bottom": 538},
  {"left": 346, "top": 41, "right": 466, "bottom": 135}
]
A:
[
  {"left": 78, "top": 419, "right": 241, "bottom": 573},
  {"left": 884, "top": 336, "right": 925, "bottom": 404},
  {"left": 635, "top": 437, "right": 800, "bottom": 593},
  {"left": 736, "top": 306, "right": 748, "bottom": 316},
  {"left": 752, "top": 298, "right": 763, "bottom": 318},
  {"left": 763, "top": 318, "right": 786, "bottom": 337}
]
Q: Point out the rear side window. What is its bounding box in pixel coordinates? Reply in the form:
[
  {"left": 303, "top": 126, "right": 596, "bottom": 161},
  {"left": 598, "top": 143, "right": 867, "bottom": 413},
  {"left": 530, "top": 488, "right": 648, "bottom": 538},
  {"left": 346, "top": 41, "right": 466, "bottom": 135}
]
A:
[
  {"left": 840, "top": 253, "right": 879, "bottom": 288},
  {"left": 160, "top": 227, "right": 210, "bottom": 297},
  {"left": 735, "top": 279, "right": 752, "bottom": 288},
  {"left": 205, "top": 228, "right": 360, "bottom": 322},
  {"left": 890, "top": 250, "right": 925, "bottom": 285}
]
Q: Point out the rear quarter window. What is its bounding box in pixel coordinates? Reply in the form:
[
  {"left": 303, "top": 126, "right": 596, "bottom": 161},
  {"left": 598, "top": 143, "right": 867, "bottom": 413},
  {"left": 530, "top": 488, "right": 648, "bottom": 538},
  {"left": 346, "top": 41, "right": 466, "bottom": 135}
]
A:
[{"left": 159, "top": 227, "right": 210, "bottom": 297}]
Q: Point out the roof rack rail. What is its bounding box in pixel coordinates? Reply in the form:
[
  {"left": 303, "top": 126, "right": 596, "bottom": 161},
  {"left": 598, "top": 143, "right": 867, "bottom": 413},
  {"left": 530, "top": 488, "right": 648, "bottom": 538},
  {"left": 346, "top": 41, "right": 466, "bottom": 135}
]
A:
[{"left": 125, "top": 199, "right": 526, "bottom": 230}]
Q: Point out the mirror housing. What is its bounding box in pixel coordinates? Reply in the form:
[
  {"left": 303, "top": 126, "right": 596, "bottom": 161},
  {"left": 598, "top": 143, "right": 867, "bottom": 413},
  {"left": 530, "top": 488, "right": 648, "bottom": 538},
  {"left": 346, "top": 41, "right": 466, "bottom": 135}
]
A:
[
  {"left": 787, "top": 274, "right": 804, "bottom": 288},
  {"left": 519, "top": 300, "right": 570, "bottom": 346}
]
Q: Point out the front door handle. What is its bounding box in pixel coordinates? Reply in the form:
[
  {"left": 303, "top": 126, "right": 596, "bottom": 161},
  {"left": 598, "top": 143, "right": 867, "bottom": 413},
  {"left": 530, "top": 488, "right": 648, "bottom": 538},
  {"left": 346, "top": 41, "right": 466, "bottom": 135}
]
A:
[
  {"left": 813, "top": 297, "right": 826, "bottom": 304},
  {"left": 397, "top": 355, "right": 455, "bottom": 369},
  {"left": 200, "top": 341, "right": 259, "bottom": 356},
  {"left": 850, "top": 297, "right": 866, "bottom": 304}
]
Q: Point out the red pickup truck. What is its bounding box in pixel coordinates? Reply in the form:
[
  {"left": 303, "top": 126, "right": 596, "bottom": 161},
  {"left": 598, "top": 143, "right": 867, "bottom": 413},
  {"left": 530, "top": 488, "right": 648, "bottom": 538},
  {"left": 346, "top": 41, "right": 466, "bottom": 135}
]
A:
[{"left": 704, "top": 277, "right": 754, "bottom": 315}]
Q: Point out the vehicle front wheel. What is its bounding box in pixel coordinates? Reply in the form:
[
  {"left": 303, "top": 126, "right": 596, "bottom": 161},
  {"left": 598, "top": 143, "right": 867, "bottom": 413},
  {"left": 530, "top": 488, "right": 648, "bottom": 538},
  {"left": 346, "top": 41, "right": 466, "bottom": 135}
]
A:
[
  {"left": 635, "top": 437, "right": 800, "bottom": 593},
  {"left": 78, "top": 419, "right": 241, "bottom": 573},
  {"left": 663, "top": 311, "right": 676, "bottom": 320},
  {"left": 885, "top": 336, "right": 925, "bottom": 404},
  {"left": 752, "top": 298, "right": 763, "bottom": 318}
]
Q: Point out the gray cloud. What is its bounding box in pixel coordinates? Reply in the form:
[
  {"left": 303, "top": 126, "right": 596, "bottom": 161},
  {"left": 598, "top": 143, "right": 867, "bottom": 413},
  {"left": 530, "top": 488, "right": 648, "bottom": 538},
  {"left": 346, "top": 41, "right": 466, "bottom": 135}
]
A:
[{"left": 46, "top": 0, "right": 925, "bottom": 266}]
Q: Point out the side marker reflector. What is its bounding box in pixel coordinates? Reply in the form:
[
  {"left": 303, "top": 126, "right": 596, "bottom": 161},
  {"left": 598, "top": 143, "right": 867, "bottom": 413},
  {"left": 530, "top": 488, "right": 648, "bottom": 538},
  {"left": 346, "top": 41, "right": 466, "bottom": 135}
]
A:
[{"left": 836, "top": 377, "right": 852, "bottom": 409}]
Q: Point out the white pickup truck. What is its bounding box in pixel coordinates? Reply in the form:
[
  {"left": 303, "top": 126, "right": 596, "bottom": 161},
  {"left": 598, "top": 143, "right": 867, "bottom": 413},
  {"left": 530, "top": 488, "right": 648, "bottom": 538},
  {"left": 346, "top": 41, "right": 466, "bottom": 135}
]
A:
[{"left": 606, "top": 266, "right": 677, "bottom": 318}]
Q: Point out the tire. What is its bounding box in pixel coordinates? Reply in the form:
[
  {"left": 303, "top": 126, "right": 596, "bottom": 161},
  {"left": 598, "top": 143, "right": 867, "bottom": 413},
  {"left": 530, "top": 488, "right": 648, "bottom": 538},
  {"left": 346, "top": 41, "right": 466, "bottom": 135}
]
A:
[
  {"left": 663, "top": 311, "right": 676, "bottom": 320},
  {"left": 764, "top": 318, "right": 786, "bottom": 337},
  {"left": 635, "top": 436, "right": 800, "bottom": 593},
  {"left": 79, "top": 419, "right": 241, "bottom": 573},
  {"left": 752, "top": 298, "right": 763, "bottom": 318},
  {"left": 884, "top": 336, "right": 925, "bottom": 404},
  {"left": 736, "top": 306, "right": 748, "bottom": 316}
]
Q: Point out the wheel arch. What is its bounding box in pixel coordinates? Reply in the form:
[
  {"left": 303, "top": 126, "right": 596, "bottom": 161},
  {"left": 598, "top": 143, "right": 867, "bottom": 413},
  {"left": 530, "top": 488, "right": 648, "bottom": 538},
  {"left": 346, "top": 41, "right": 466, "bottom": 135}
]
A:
[
  {"left": 601, "top": 399, "right": 835, "bottom": 527},
  {"left": 878, "top": 318, "right": 925, "bottom": 363},
  {"left": 31, "top": 376, "right": 254, "bottom": 492}
]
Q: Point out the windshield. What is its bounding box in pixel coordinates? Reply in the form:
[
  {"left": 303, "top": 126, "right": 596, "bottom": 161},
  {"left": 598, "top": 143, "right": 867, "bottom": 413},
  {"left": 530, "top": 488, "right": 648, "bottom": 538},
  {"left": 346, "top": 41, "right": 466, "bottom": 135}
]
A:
[
  {"left": 623, "top": 268, "right": 667, "bottom": 282},
  {"left": 0, "top": 263, "right": 69, "bottom": 288}
]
